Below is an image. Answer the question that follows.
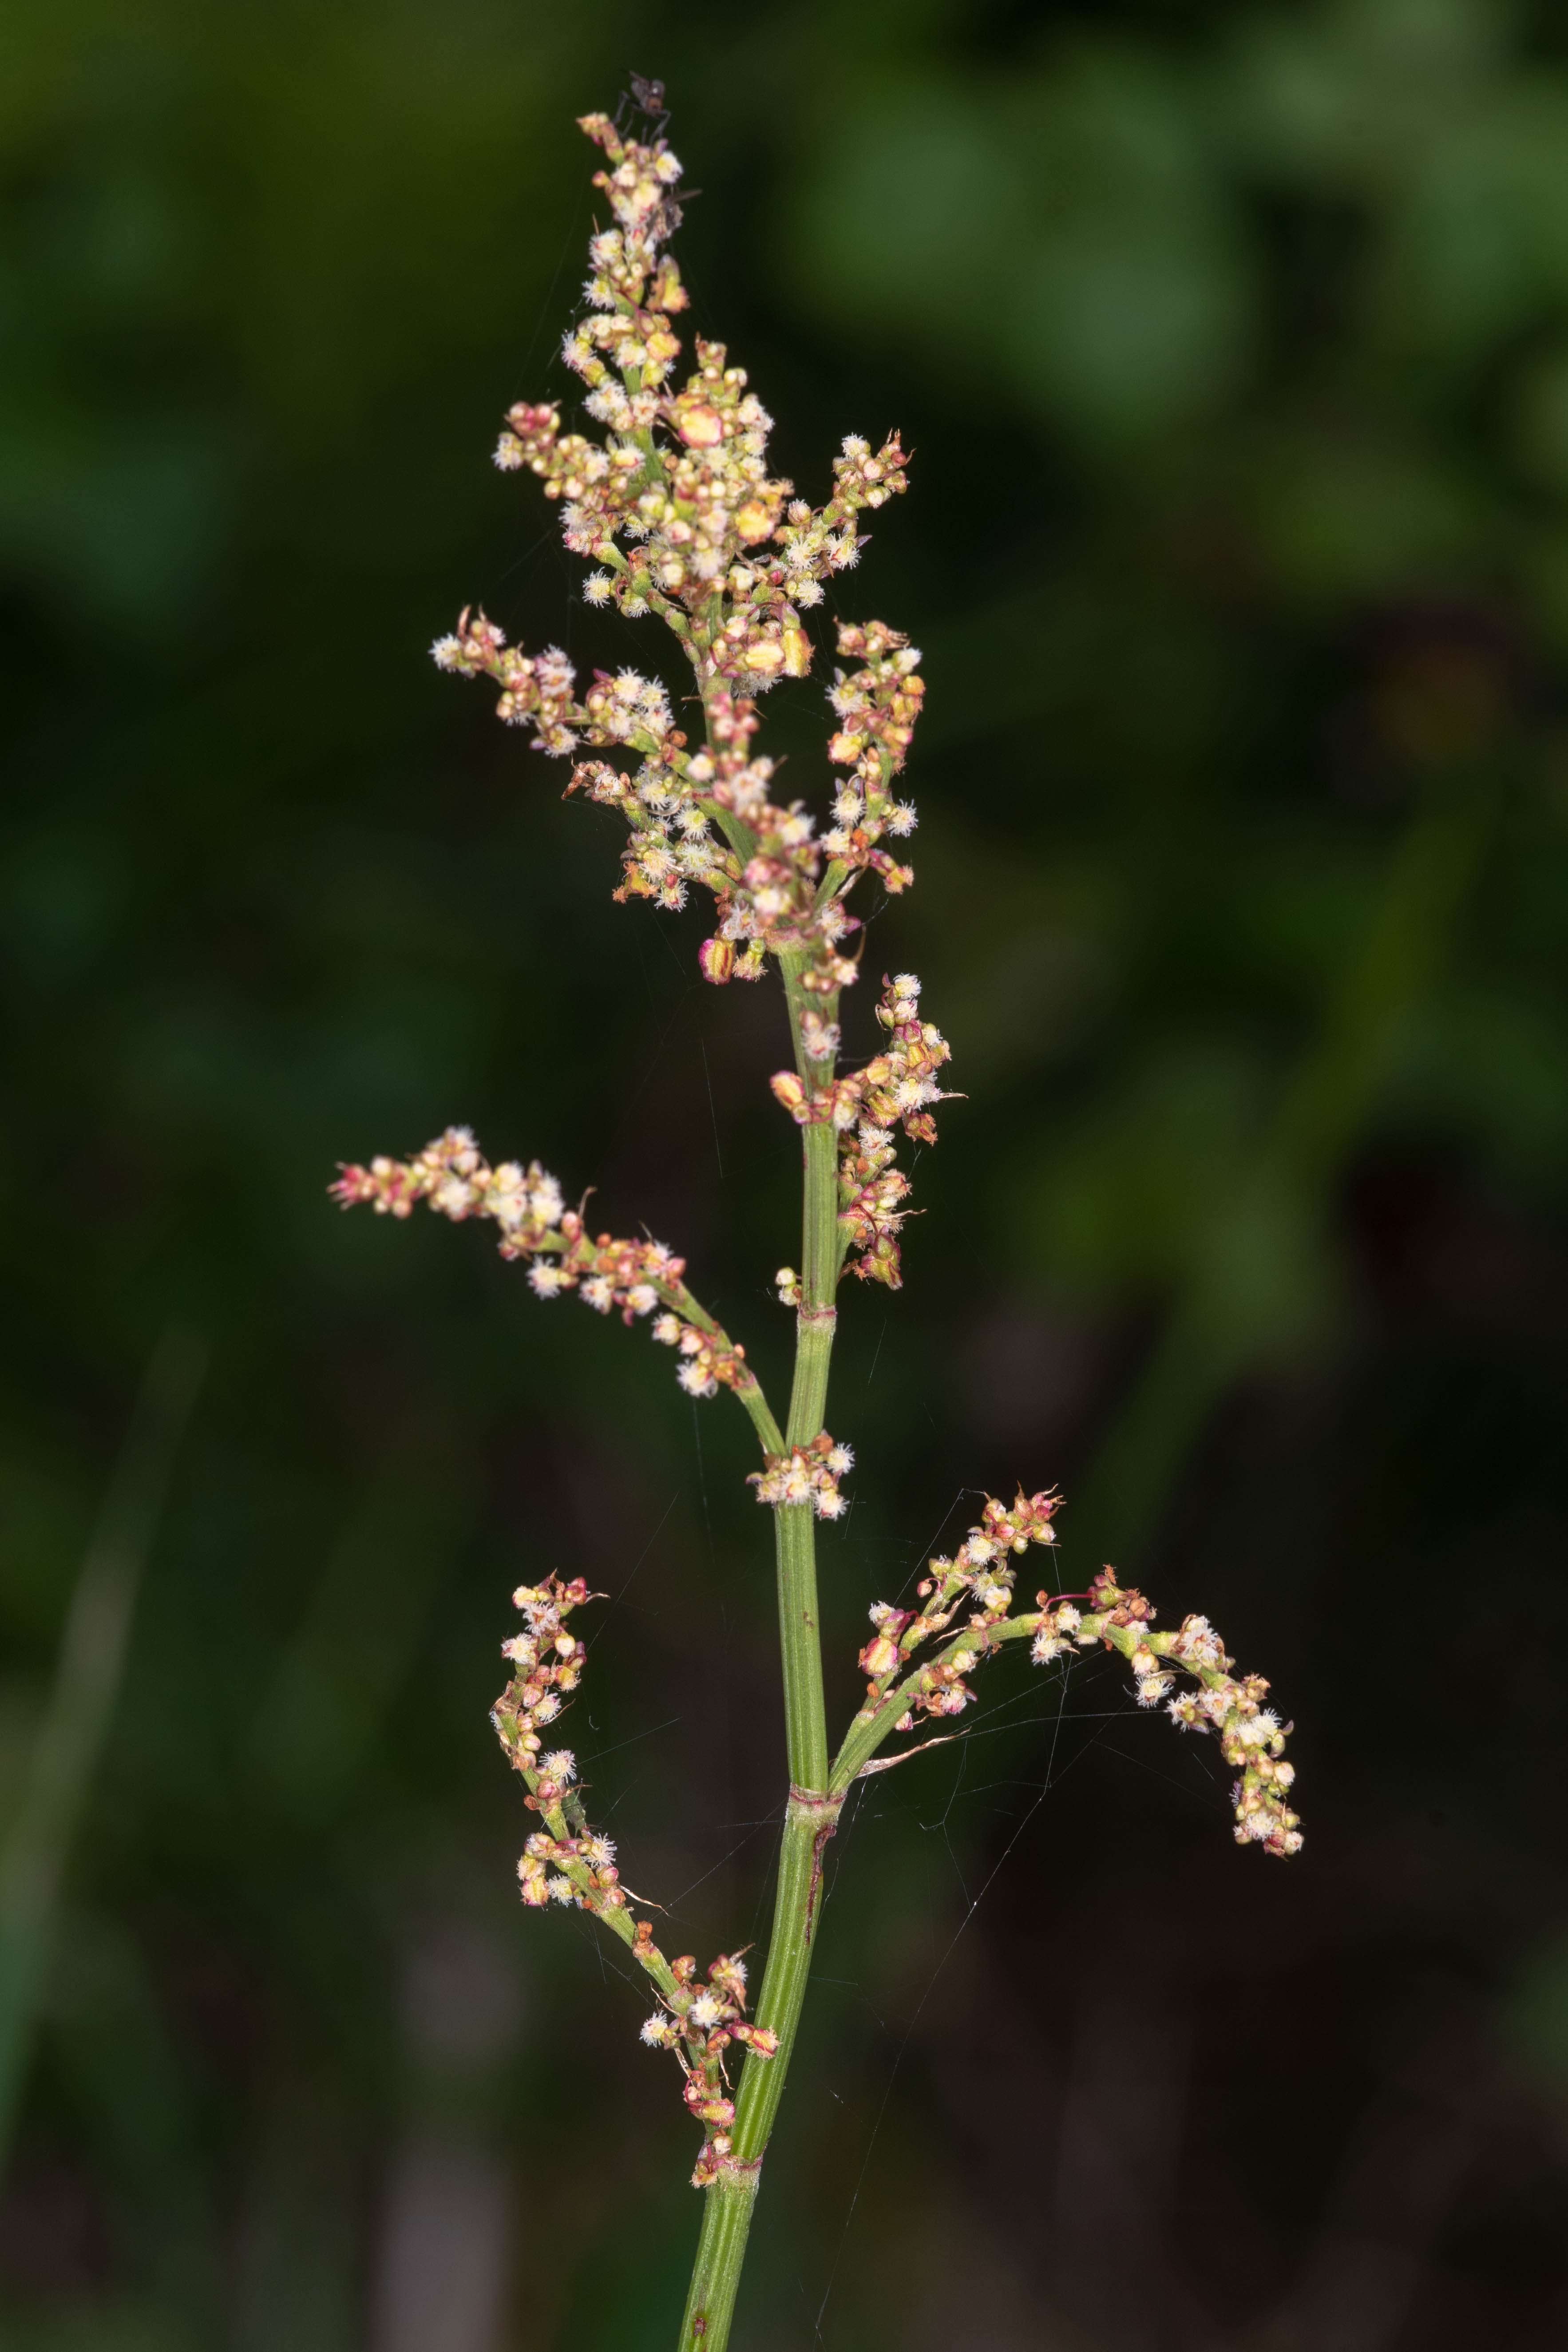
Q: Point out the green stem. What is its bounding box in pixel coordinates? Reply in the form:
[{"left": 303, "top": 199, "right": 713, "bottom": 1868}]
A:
[
  {"left": 771, "top": 949, "right": 840, "bottom": 1794},
  {"left": 733, "top": 1379, "right": 785, "bottom": 1460},
  {"left": 771, "top": 1502, "right": 828, "bottom": 1794},
  {"left": 676, "top": 2169, "right": 759, "bottom": 2352},
  {"left": 673, "top": 943, "right": 843, "bottom": 2351}
]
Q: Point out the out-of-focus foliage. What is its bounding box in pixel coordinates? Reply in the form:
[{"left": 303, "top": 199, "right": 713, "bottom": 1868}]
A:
[{"left": 2, "top": 1, "right": 1567, "bottom": 2347}]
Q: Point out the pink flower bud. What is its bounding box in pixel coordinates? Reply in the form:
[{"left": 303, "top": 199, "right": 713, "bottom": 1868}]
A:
[{"left": 698, "top": 936, "right": 735, "bottom": 985}]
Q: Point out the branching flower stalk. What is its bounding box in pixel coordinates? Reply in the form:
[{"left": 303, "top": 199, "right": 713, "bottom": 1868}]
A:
[{"left": 331, "top": 102, "right": 1303, "bottom": 2352}]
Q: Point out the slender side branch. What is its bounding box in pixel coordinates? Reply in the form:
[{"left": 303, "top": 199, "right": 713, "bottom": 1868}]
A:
[
  {"left": 330, "top": 1126, "right": 782, "bottom": 1455},
  {"left": 491, "top": 1576, "right": 782, "bottom": 2192},
  {"left": 831, "top": 1515, "right": 1302, "bottom": 1857}
]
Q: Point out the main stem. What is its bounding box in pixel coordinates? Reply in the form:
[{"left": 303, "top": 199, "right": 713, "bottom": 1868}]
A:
[{"left": 675, "top": 950, "right": 842, "bottom": 2352}]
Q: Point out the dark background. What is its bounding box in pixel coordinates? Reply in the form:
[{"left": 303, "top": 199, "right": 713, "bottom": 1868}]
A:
[{"left": 4, "top": 1, "right": 1568, "bottom": 2346}]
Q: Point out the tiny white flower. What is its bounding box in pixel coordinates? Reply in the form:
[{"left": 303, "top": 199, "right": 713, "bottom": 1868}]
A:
[{"left": 527, "top": 1175, "right": 565, "bottom": 1225}]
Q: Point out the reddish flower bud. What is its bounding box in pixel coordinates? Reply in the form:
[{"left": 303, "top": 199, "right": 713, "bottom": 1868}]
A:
[{"left": 677, "top": 404, "right": 723, "bottom": 447}]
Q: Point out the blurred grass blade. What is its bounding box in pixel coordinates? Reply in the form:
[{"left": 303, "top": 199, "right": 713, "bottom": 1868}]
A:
[
  {"left": 1081, "top": 767, "right": 1497, "bottom": 1566},
  {"left": 0, "top": 1329, "right": 206, "bottom": 2170}
]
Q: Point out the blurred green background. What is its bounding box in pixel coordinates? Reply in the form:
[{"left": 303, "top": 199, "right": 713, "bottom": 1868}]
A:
[{"left": 4, "top": 0, "right": 1568, "bottom": 2344}]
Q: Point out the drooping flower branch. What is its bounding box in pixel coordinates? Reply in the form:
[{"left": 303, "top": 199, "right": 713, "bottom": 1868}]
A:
[
  {"left": 491, "top": 1576, "right": 777, "bottom": 2190},
  {"left": 836, "top": 1514, "right": 1303, "bottom": 1856},
  {"left": 331, "top": 1126, "right": 780, "bottom": 1447}
]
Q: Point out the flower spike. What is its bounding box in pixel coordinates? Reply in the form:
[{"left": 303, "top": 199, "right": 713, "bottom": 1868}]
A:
[
  {"left": 432, "top": 115, "right": 916, "bottom": 996},
  {"left": 332, "top": 97, "right": 1303, "bottom": 2352}
]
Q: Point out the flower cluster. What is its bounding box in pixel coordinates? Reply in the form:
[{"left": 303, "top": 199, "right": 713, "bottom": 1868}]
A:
[
  {"left": 330, "top": 1126, "right": 753, "bottom": 1402},
  {"left": 770, "top": 974, "right": 955, "bottom": 1288},
  {"left": 585, "top": 682, "right": 870, "bottom": 988},
  {"left": 856, "top": 1489, "right": 1063, "bottom": 1714},
  {"left": 432, "top": 112, "right": 919, "bottom": 998},
  {"left": 491, "top": 1580, "right": 778, "bottom": 2184},
  {"left": 686, "top": 688, "right": 857, "bottom": 991},
  {"left": 1029, "top": 1569, "right": 1303, "bottom": 1856},
  {"left": 535, "top": 111, "right": 906, "bottom": 652},
  {"left": 650, "top": 1307, "right": 748, "bottom": 1400},
  {"left": 835, "top": 973, "right": 954, "bottom": 1285},
  {"left": 640, "top": 1951, "right": 780, "bottom": 2190},
  {"left": 748, "top": 1432, "right": 854, "bottom": 1520},
  {"left": 430, "top": 612, "right": 582, "bottom": 752},
  {"left": 492, "top": 1576, "right": 600, "bottom": 1824},
  {"left": 822, "top": 620, "right": 922, "bottom": 891}
]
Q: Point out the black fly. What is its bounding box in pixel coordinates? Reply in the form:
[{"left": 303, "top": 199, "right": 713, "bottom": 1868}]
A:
[{"left": 616, "top": 72, "right": 670, "bottom": 135}]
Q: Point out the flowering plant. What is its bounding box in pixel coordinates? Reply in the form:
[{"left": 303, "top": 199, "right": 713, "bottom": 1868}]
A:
[{"left": 332, "top": 94, "right": 1301, "bottom": 2352}]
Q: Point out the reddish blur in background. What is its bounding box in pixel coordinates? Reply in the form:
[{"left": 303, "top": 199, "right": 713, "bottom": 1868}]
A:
[{"left": 4, "top": 2, "right": 1568, "bottom": 2346}]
